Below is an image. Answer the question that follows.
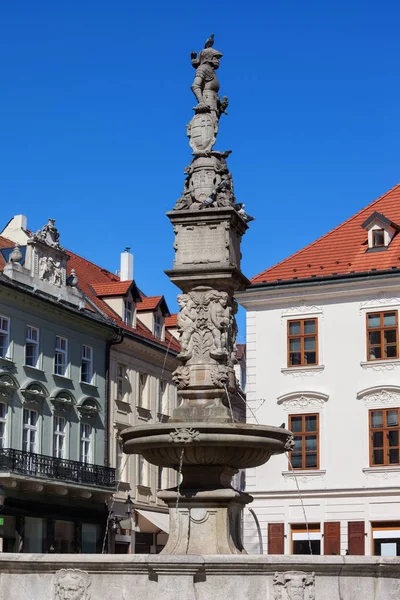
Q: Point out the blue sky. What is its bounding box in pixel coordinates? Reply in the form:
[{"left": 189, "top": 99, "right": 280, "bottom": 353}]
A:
[{"left": 1, "top": 1, "right": 400, "bottom": 340}]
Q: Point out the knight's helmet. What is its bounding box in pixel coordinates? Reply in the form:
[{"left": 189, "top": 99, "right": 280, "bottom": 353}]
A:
[{"left": 191, "top": 40, "right": 223, "bottom": 68}]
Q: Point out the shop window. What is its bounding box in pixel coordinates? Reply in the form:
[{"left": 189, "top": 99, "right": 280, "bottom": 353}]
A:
[
  {"left": 372, "top": 522, "right": 400, "bottom": 556},
  {"left": 54, "top": 520, "right": 75, "bottom": 553},
  {"left": 135, "top": 532, "right": 153, "bottom": 554},
  {"left": 81, "top": 523, "right": 99, "bottom": 554},
  {"left": 291, "top": 524, "right": 321, "bottom": 555},
  {"left": 24, "top": 517, "right": 45, "bottom": 553}
]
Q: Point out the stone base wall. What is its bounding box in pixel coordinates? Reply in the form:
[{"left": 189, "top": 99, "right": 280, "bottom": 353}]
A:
[{"left": 1, "top": 554, "right": 400, "bottom": 600}]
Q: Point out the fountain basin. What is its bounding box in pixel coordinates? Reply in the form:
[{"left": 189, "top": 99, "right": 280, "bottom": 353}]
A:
[{"left": 121, "top": 422, "right": 292, "bottom": 470}]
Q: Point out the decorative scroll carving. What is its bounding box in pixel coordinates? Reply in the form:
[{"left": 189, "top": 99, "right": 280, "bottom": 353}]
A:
[
  {"left": 273, "top": 571, "right": 315, "bottom": 600},
  {"left": 176, "top": 289, "right": 237, "bottom": 365},
  {"left": 279, "top": 397, "right": 325, "bottom": 410},
  {"left": 32, "top": 218, "right": 61, "bottom": 249},
  {"left": 169, "top": 428, "right": 200, "bottom": 444},
  {"left": 359, "top": 296, "right": 400, "bottom": 313},
  {"left": 53, "top": 569, "right": 91, "bottom": 600},
  {"left": 358, "top": 388, "right": 400, "bottom": 406},
  {"left": 0, "top": 374, "right": 18, "bottom": 399},
  {"left": 281, "top": 301, "right": 323, "bottom": 318},
  {"left": 361, "top": 360, "right": 400, "bottom": 372}
]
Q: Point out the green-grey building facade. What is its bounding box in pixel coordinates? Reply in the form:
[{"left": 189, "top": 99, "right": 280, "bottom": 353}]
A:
[{"left": 0, "top": 218, "right": 119, "bottom": 553}]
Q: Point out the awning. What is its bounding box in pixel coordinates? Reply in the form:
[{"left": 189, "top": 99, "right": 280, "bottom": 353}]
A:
[{"left": 136, "top": 509, "right": 169, "bottom": 534}]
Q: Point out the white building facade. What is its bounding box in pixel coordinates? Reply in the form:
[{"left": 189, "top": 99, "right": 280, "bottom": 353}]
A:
[{"left": 238, "top": 184, "right": 400, "bottom": 558}]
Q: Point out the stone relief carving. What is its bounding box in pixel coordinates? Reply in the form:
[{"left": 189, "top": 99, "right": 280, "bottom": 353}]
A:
[
  {"left": 172, "top": 365, "right": 191, "bottom": 389},
  {"left": 359, "top": 296, "right": 400, "bottom": 313},
  {"left": 280, "top": 397, "right": 325, "bottom": 410},
  {"left": 358, "top": 389, "right": 400, "bottom": 406},
  {"left": 39, "top": 256, "right": 63, "bottom": 287},
  {"left": 53, "top": 569, "right": 91, "bottom": 600},
  {"left": 176, "top": 289, "right": 237, "bottom": 365},
  {"left": 281, "top": 301, "right": 323, "bottom": 318},
  {"left": 281, "top": 366, "right": 324, "bottom": 379},
  {"left": 284, "top": 435, "right": 295, "bottom": 452},
  {"left": 361, "top": 360, "right": 400, "bottom": 372},
  {"left": 32, "top": 218, "right": 62, "bottom": 249},
  {"left": 169, "top": 428, "right": 200, "bottom": 444},
  {"left": 0, "top": 374, "right": 18, "bottom": 399},
  {"left": 273, "top": 571, "right": 315, "bottom": 600}
]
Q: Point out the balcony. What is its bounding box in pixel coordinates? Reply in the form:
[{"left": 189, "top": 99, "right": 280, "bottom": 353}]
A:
[{"left": 0, "top": 448, "right": 116, "bottom": 491}]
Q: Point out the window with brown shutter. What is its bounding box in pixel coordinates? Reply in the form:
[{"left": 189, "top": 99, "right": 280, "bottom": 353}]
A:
[
  {"left": 348, "top": 521, "right": 365, "bottom": 555},
  {"left": 324, "top": 522, "right": 340, "bottom": 555},
  {"left": 268, "top": 523, "right": 284, "bottom": 554}
]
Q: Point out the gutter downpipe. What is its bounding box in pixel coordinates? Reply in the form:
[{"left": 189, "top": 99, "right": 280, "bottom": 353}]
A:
[{"left": 104, "top": 328, "right": 124, "bottom": 467}]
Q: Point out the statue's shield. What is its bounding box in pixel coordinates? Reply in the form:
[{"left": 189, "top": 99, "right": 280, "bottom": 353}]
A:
[{"left": 188, "top": 113, "right": 217, "bottom": 153}]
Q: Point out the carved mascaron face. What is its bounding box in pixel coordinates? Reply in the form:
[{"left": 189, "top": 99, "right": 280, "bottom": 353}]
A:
[
  {"left": 55, "top": 571, "right": 90, "bottom": 600},
  {"left": 58, "top": 580, "right": 83, "bottom": 600}
]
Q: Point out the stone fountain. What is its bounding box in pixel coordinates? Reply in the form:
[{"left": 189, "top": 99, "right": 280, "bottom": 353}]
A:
[
  {"left": 121, "top": 34, "right": 293, "bottom": 555},
  {"left": 2, "top": 35, "right": 400, "bottom": 600}
]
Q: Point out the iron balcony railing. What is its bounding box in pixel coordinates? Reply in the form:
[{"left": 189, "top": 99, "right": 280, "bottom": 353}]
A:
[{"left": 0, "top": 448, "right": 116, "bottom": 490}]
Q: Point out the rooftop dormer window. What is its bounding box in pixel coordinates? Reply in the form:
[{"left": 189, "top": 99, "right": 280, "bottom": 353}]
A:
[
  {"left": 124, "top": 299, "right": 136, "bottom": 327},
  {"left": 372, "top": 229, "right": 385, "bottom": 248},
  {"left": 361, "top": 211, "right": 400, "bottom": 251},
  {"left": 154, "top": 312, "right": 163, "bottom": 339}
]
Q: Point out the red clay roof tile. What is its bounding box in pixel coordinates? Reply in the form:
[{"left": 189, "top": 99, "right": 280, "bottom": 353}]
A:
[
  {"left": 252, "top": 183, "right": 400, "bottom": 285},
  {"left": 92, "top": 281, "right": 133, "bottom": 296}
]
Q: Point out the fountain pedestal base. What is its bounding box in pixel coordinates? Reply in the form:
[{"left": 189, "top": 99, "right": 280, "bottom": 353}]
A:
[{"left": 158, "top": 487, "right": 252, "bottom": 555}]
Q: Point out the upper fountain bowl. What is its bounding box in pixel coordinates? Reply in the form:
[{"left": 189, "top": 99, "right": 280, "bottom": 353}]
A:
[{"left": 121, "top": 422, "right": 293, "bottom": 470}]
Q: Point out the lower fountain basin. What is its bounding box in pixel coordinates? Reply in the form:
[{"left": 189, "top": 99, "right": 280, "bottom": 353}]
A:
[{"left": 121, "top": 422, "right": 292, "bottom": 470}]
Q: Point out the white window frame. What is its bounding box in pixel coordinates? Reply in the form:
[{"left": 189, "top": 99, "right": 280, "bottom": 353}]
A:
[
  {"left": 138, "top": 373, "right": 147, "bottom": 407},
  {"left": 154, "top": 313, "right": 163, "bottom": 339},
  {"left": 137, "top": 454, "right": 148, "bottom": 486},
  {"left": 81, "top": 345, "right": 93, "bottom": 384},
  {"left": 124, "top": 300, "right": 134, "bottom": 326},
  {"left": 53, "top": 415, "right": 66, "bottom": 459},
  {"left": 80, "top": 423, "right": 92, "bottom": 464},
  {"left": 0, "top": 316, "right": 10, "bottom": 359},
  {"left": 23, "top": 409, "right": 38, "bottom": 453},
  {"left": 117, "top": 364, "right": 126, "bottom": 401},
  {"left": 0, "top": 402, "right": 7, "bottom": 449},
  {"left": 25, "top": 325, "right": 40, "bottom": 368},
  {"left": 116, "top": 434, "right": 126, "bottom": 482},
  {"left": 157, "top": 380, "right": 166, "bottom": 415},
  {"left": 54, "top": 336, "right": 68, "bottom": 376}
]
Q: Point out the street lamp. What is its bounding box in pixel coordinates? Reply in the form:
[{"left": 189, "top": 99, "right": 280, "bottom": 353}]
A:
[{"left": 109, "top": 495, "right": 133, "bottom": 532}]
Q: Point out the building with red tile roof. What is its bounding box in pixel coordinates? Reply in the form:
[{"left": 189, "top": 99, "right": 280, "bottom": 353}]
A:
[
  {"left": 238, "top": 184, "right": 400, "bottom": 557},
  {"left": 252, "top": 183, "right": 400, "bottom": 287},
  {"left": 0, "top": 214, "right": 179, "bottom": 554}
]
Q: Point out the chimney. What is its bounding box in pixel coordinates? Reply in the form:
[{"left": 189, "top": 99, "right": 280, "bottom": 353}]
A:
[
  {"left": 120, "top": 248, "right": 134, "bottom": 281},
  {"left": 1, "top": 215, "right": 29, "bottom": 245}
]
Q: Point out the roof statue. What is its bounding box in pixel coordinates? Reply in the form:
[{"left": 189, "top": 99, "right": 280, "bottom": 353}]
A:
[
  {"left": 31, "top": 218, "right": 62, "bottom": 249},
  {"left": 173, "top": 34, "right": 251, "bottom": 220}
]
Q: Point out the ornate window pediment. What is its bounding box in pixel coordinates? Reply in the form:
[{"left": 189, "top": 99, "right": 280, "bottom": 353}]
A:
[
  {"left": 21, "top": 382, "right": 48, "bottom": 405},
  {"left": 77, "top": 397, "right": 100, "bottom": 420},
  {"left": 0, "top": 373, "right": 19, "bottom": 399},
  {"left": 50, "top": 389, "right": 75, "bottom": 412},
  {"left": 277, "top": 391, "right": 329, "bottom": 411},
  {"left": 357, "top": 386, "right": 400, "bottom": 407}
]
